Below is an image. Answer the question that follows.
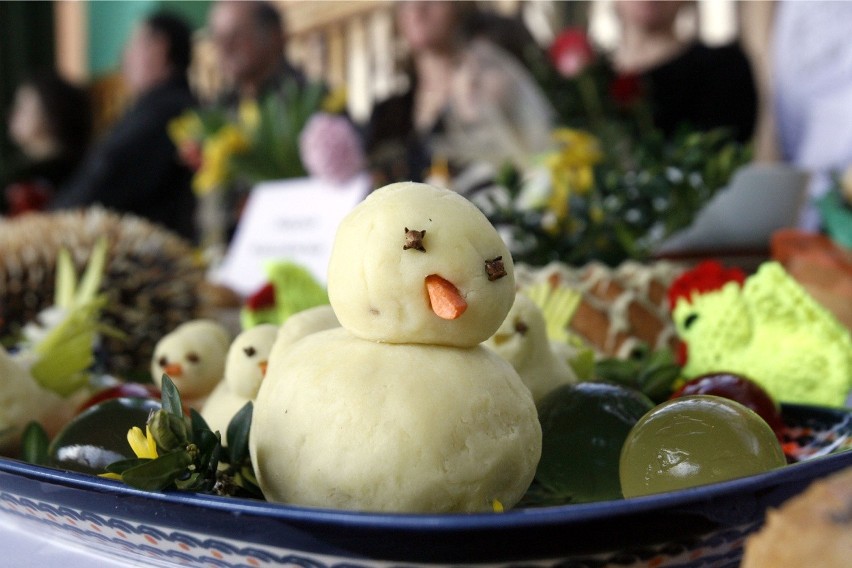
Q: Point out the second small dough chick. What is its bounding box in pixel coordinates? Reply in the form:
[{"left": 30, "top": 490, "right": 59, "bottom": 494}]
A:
[
  {"left": 484, "top": 292, "right": 578, "bottom": 403},
  {"left": 202, "top": 324, "right": 278, "bottom": 445}
]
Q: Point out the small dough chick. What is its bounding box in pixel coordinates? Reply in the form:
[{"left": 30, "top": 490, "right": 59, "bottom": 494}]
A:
[
  {"left": 485, "top": 292, "right": 578, "bottom": 403},
  {"left": 151, "top": 319, "right": 230, "bottom": 408},
  {"left": 202, "top": 324, "right": 278, "bottom": 444}
]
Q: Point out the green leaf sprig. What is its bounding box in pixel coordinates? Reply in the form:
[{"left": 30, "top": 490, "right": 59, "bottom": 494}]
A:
[
  {"left": 594, "top": 345, "right": 683, "bottom": 403},
  {"left": 103, "top": 375, "right": 261, "bottom": 497}
]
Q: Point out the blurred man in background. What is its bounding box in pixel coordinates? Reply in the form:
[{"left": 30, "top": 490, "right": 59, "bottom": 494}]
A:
[{"left": 208, "top": 0, "right": 306, "bottom": 105}]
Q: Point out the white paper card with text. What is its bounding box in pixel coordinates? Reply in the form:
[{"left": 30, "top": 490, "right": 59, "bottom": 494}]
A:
[{"left": 211, "top": 174, "right": 371, "bottom": 296}]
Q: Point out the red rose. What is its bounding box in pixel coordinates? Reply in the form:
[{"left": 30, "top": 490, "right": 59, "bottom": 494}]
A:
[
  {"left": 549, "top": 28, "right": 596, "bottom": 78},
  {"left": 5, "top": 181, "right": 52, "bottom": 216},
  {"left": 610, "top": 73, "right": 644, "bottom": 107}
]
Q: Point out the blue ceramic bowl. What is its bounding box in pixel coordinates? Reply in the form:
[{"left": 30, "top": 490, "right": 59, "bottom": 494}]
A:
[{"left": 0, "top": 403, "right": 849, "bottom": 568}]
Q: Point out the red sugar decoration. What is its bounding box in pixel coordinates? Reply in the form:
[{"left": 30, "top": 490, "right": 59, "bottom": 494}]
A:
[
  {"left": 667, "top": 260, "right": 746, "bottom": 311},
  {"left": 246, "top": 282, "right": 276, "bottom": 311}
]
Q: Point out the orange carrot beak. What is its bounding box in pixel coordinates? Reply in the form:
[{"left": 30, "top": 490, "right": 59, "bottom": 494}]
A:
[
  {"left": 425, "top": 274, "right": 467, "bottom": 320},
  {"left": 163, "top": 362, "right": 183, "bottom": 378},
  {"left": 259, "top": 360, "right": 268, "bottom": 377}
]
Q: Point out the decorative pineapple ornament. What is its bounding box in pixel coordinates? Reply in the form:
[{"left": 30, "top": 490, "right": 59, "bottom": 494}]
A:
[{"left": 0, "top": 208, "right": 206, "bottom": 379}]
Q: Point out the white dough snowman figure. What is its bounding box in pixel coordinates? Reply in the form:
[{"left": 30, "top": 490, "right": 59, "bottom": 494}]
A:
[
  {"left": 250, "top": 182, "right": 542, "bottom": 513},
  {"left": 201, "top": 324, "right": 278, "bottom": 444},
  {"left": 484, "top": 292, "right": 578, "bottom": 403},
  {"left": 151, "top": 319, "right": 230, "bottom": 408}
]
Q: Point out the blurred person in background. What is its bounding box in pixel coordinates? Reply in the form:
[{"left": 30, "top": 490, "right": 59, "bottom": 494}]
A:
[
  {"left": 51, "top": 12, "right": 197, "bottom": 242},
  {"left": 208, "top": 0, "right": 306, "bottom": 107},
  {"left": 769, "top": 0, "right": 852, "bottom": 231},
  {"left": 364, "top": 0, "right": 554, "bottom": 192},
  {"left": 611, "top": 0, "right": 757, "bottom": 143},
  {"left": 206, "top": 0, "right": 364, "bottom": 241},
  {"left": 2, "top": 72, "right": 92, "bottom": 216}
]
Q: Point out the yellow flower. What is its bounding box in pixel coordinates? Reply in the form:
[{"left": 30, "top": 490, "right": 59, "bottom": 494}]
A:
[
  {"left": 321, "top": 87, "right": 348, "bottom": 114},
  {"left": 492, "top": 499, "right": 504, "bottom": 513},
  {"left": 238, "top": 99, "right": 261, "bottom": 131},
  {"left": 550, "top": 128, "right": 602, "bottom": 168},
  {"left": 167, "top": 111, "right": 203, "bottom": 146},
  {"left": 542, "top": 128, "right": 602, "bottom": 223},
  {"left": 128, "top": 425, "right": 159, "bottom": 460},
  {"left": 192, "top": 125, "right": 250, "bottom": 196}
]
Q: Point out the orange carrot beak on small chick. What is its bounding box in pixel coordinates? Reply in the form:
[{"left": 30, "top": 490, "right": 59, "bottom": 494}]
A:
[
  {"left": 425, "top": 274, "right": 467, "bottom": 320},
  {"left": 163, "top": 362, "right": 183, "bottom": 378}
]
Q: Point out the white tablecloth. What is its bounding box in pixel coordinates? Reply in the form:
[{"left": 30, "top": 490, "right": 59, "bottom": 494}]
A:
[{"left": 0, "top": 515, "right": 138, "bottom": 567}]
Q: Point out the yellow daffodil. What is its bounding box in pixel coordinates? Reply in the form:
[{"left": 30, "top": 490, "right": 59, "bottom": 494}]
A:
[
  {"left": 128, "top": 425, "right": 159, "bottom": 460},
  {"left": 321, "top": 87, "right": 348, "bottom": 114},
  {"left": 542, "top": 128, "right": 602, "bottom": 225},
  {"left": 192, "top": 125, "right": 250, "bottom": 196},
  {"left": 550, "top": 128, "right": 603, "bottom": 167},
  {"left": 238, "top": 98, "right": 261, "bottom": 131},
  {"left": 167, "top": 111, "right": 203, "bottom": 146}
]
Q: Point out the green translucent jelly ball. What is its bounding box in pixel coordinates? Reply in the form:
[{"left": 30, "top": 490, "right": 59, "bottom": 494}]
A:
[
  {"left": 619, "top": 395, "right": 787, "bottom": 498},
  {"left": 536, "top": 382, "right": 655, "bottom": 503}
]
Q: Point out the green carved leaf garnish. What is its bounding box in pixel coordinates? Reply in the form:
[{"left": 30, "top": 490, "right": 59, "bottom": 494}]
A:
[{"left": 20, "top": 422, "right": 50, "bottom": 466}]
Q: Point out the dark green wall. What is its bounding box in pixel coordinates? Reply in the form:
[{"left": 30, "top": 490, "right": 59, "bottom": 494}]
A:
[{"left": 88, "top": 0, "right": 212, "bottom": 77}]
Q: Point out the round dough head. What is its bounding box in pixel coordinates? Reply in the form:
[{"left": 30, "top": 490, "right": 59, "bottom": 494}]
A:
[
  {"left": 328, "top": 182, "right": 515, "bottom": 347},
  {"left": 251, "top": 327, "right": 541, "bottom": 513},
  {"left": 225, "top": 324, "right": 278, "bottom": 398},
  {"left": 151, "top": 319, "right": 230, "bottom": 400}
]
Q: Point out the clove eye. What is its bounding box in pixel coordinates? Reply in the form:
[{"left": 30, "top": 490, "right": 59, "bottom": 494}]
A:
[
  {"left": 514, "top": 320, "right": 528, "bottom": 335},
  {"left": 158, "top": 356, "right": 167, "bottom": 368},
  {"left": 244, "top": 346, "right": 257, "bottom": 357},
  {"left": 683, "top": 313, "right": 698, "bottom": 330},
  {"left": 485, "top": 256, "right": 507, "bottom": 281},
  {"left": 403, "top": 227, "right": 426, "bottom": 252},
  {"left": 186, "top": 352, "right": 200, "bottom": 364}
]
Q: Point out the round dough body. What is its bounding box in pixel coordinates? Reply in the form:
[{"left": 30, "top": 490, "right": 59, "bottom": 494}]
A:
[
  {"left": 250, "top": 327, "right": 541, "bottom": 513},
  {"left": 327, "top": 182, "right": 515, "bottom": 348},
  {"left": 200, "top": 382, "right": 250, "bottom": 446}
]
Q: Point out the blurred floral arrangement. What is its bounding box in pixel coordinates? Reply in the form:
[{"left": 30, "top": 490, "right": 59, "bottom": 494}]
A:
[
  {"left": 476, "top": 28, "right": 751, "bottom": 266},
  {"left": 168, "top": 81, "right": 358, "bottom": 197}
]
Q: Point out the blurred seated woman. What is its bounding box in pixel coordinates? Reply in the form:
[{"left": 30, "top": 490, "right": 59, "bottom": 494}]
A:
[
  {"left": 611, "top": 0, "right": 757, "bottom": 142},
  {"left": 3, "top": 72, "right": 92, "bottom": 216},
  {"left": 364, "top": 0, "right": 554, "bottom": 193}
]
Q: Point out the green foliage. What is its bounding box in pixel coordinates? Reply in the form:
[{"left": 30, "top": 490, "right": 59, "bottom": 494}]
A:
[
  {"left": 229, "top": 81, "right": 326, "bottom": 184},
  {"left": 104, "top": 375, "right": 261, "bottom": 498},
  {"left": 484, "top": 128, "right": 750, "bottom": 267},
  {"left": 20, "top": 422, "right": 50, "bottom": 466},
  {"left": 481, "top": 41, "right": 752, "bottom": 267},
  {"left": 594, "top": 345, "right": 682, "bottom": 404}
]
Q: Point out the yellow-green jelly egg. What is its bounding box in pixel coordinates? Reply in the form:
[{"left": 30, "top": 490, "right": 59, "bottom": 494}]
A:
[
  {"left": 619, "top": 395, "right": 787, "bottom": 498},
  {"left": 536, "top": 382, "right": 655, "bottom": 503}
]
